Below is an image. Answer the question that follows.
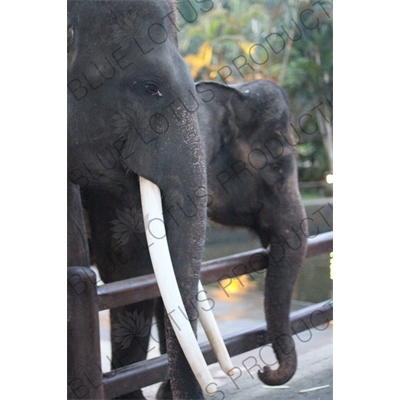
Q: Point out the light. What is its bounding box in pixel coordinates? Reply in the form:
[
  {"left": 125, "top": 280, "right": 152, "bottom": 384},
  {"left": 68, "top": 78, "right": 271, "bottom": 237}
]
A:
[
  {"left": 326, "top": 174, "right": 333, "bottom": 184},
  {"left": 216, "top": 274, "right": 258, "bottom": 300}
]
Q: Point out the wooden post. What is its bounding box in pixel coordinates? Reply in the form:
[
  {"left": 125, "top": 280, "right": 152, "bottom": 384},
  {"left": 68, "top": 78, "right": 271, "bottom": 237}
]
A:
[{"left": 68, "top": 267, "right": 104, "bottom": 399}]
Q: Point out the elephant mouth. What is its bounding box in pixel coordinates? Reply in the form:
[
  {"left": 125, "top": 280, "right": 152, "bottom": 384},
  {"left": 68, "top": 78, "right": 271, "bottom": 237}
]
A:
[{"left": 139, "top": 176, "right": 233, "bottom": 395}]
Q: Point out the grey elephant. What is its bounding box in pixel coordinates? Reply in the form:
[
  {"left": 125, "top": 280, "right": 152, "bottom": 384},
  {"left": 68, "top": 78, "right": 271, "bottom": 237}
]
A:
[
  {"left": 155, "top": 79, "right": 308, "bottom": 394},
  {"left": 67, "top": 1, "right": 222, "bottom": 399},
  {"left": 198, "top": 79, "right": 308, "bottom": 385},
  {"left": 68, "top": 1, "right": 308, "bottom": 399}
]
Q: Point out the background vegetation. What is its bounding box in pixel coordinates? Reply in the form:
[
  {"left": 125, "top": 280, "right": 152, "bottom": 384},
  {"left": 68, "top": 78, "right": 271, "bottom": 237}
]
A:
[{"left": 176, "top": 0, "right": 333, "bottom": 184}]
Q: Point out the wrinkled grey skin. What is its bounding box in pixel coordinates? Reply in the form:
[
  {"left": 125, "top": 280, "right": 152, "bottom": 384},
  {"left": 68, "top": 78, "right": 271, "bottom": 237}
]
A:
[
  {"left": 67, "top": 1, "right": 207, "bottom": 399},
  {"left": 156, "top": 79, "right": 308, "bottom": 394},
  {"left": 197, "top": 80, "right": 308, "bottom": 386}
]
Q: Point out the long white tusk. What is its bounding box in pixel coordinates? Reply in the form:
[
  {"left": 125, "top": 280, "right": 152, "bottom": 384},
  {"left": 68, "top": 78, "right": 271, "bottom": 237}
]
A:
[
  {"left": 197, "top": 281, "right": 234, "bottom": 376},
  {"left": 139, "top": 176, "right": 216, "bottom": 396}
]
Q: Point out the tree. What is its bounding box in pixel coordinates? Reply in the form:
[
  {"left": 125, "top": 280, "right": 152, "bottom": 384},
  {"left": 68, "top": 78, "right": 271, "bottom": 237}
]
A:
[{"left": 177, "top": 0, "right": 333, "bottom": 181}]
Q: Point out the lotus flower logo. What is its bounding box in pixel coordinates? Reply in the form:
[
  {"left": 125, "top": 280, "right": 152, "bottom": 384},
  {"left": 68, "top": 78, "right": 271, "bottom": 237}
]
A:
[
  {"left": 112, "top": 310, "right": 152, "bottom": 350},
  {"left": 109, "top": 207, "right": 144, "bottom": 245},
  {"left": 111, "top": 10, "right": 146, "bottom": 50},
  {"left": 112, "top": 101, "right": 147, "bottom": 135}
]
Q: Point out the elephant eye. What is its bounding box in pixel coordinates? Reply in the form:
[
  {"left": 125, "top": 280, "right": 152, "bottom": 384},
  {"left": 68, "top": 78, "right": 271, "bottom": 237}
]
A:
[
  {"left": 271, "top": 162, "right": 282, "bottom": 172},
  {"left": 145, "top": 83, "right": 162, "bottom": 97}
]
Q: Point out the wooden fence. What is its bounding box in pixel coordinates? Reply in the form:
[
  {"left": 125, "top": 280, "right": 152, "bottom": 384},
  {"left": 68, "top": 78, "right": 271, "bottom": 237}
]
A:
[{"left": 68, "top": 231, "right": 333, "bottom": 399}]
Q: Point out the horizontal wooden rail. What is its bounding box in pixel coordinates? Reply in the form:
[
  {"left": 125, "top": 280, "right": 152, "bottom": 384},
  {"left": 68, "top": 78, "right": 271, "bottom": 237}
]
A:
[{"left": 97, "top": 231, "right": 333, "bottom": 311}]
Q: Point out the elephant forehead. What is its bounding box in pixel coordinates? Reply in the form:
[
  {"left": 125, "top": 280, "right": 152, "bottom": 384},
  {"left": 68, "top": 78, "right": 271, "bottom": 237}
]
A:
[
  {"left": 68, "top": 0, "right": 175, "bottom": 29},
  {"left": 68, "top": 0, "right": 178, "bottom": 66}
]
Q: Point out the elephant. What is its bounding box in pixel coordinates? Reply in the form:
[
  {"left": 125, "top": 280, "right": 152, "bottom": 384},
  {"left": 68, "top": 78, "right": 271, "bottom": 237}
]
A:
[
  {"left": 155, "top": 79, "right": 308, "bottom": 393},
  {"left": 197, "top": 79, "right": 308, "bottom": 385},
  {"left": 67, "top": 1, "right": 227, "bottom": 399},
  {"left": 68, "top": 1, "right": 308, "bottom": 398}
]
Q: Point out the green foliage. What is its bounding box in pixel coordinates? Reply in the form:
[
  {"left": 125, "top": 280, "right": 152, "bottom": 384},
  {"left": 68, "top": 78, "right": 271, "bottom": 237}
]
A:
[{"left": 177, "top": 0, "right": 333, "bottom": 182}]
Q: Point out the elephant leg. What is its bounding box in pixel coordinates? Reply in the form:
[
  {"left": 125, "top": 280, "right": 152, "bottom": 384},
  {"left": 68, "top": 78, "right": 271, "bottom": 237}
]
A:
[
  {"left": 110, "top": 300, "right": 155, "bottom": 368},
  {"left": 110, "top": 300, "right": 155, "bottom": 400},
  {"left": 153, "top": 298, "right": 173, "bottom": 399},
  {"left": 156, "top": 381, "right": 173, "bottom": 400},
  {"left": 83, "top": 186, "right": 157, "bottom": 399},
  {"left": 154, "top": 297, "right": 167, "bottom": 355}
]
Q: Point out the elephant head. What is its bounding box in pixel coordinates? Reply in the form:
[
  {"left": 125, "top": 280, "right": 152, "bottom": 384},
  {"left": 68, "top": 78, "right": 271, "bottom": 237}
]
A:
[
  {"left": 196, "top": 79, "right": 308, "bottom": 385},
  {"left": 67, "top": 1, "right": 225, "bottom": 398}
]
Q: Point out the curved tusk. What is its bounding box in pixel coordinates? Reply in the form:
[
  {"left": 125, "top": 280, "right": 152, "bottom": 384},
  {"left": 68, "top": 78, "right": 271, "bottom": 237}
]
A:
[
  {"left": 198, "top": 281, "right": 234, "bottom": 376},
  {"left": 139, "top": 176, "right": 216, "bottom": 396}
]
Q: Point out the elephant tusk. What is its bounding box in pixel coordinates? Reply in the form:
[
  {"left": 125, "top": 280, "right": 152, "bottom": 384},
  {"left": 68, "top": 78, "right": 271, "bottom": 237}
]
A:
[
  {"left": 197, "top": 281, "right": 234, "bottom": 376},
  {"left": 139, "top": 176, "right": 216, "bottom": 396}
]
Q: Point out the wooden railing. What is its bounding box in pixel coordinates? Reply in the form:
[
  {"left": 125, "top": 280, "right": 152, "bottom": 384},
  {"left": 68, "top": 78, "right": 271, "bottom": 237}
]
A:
[{"left": 67, "top": 231, "right": 333, "bottom": 399}]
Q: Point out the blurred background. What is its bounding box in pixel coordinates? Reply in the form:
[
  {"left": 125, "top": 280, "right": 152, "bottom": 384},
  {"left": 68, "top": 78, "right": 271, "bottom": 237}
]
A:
[
  {"left": 178, "top": 0, "right": 333, "bottom": 187},
  {"left": 176, "top": 0, "right": 333, "bottom": 306}
]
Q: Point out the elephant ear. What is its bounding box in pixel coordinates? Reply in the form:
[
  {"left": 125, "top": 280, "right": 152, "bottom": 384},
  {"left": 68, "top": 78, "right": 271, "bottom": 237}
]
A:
[{"left": 196, "top": 81, "right": 253, "bottom": 143}]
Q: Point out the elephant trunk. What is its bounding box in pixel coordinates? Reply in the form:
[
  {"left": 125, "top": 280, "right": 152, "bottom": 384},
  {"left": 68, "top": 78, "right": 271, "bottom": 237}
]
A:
[
  {"left": 258, "top": 249, "right": 299, "bottom": 385},
  {"left": 257, "top": 194, "right": 308, "bottom": 386},
  {"left": 258, "top": 336, "right": 297, "bottom": 385}
]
